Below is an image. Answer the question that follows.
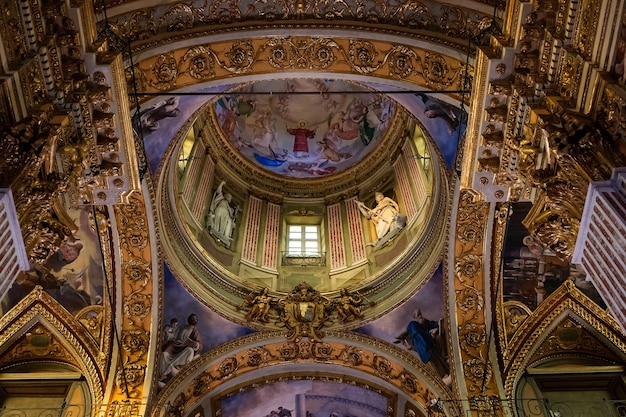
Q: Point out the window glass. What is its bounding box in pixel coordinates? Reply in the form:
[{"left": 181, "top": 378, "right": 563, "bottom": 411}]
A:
[{"left": 287, "top": 225, "right": 319, "bottom": 255}]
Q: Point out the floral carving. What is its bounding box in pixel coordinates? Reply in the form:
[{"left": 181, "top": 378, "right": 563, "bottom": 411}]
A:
[
  {"left": 372, "top": 354, "right": 394, "bottom": 378},
  {"left": 454, "top": 254, "right": 482, "bottom": 283},
  {"left": 192, "top": 372, "right": 212, "bottom": 397},
  {"left": 399, "top": 371, "right": 419, "bottom": 393},
  {"left": 388, "top": 45, "right": 419, "bottom": 78},
  {"left": 456, "top": 287, "right": 484, "bottom": 313},
  {"left": 124, "top": 292, "right": 152, "bottom": 319},
  {"left": 347, "top": 40, "right": 381, "bottom": 74},
  {"left": 243, "top": 346, "right": 271, "bottom": 367},
  {"left": 123, "top": 258, "right": 151, "bottom": 284},
  {"left": 180, "top": 46, "right": 215, "bottom": 79},
  {"left": 215, "top": 356, "right": 238, "bottom": 379},
  {"left": 116, "top": 364, "right": 146, "bottom": 397},
  {"left": 458, "top": 322, "right": 486, "bottom": 353},
  {"left": 266, "top": 38, "right": 296, "bottom": 69},
  {"left": 121, "top": 329, "right": 149, "bottom": 356},
  {"left": 277, "top": 342, "right": 299, "bottom": 360},
  {"left": 340, "top": 346, "right": 365, "bottom": 366},
  {"left": 223, "top": 40, "right": 255, "bottom": 73},
  {"left": 308, "top": 39, "right": 338, "bottom": 69},
  {"left": 120, "top": 226, "right": 148, "bottom": 250},
  {"left": 149, "top": 52, "right": 178, "bottom": 90},
  {"left": 312, "top": 342, "right": 334, "bottom": 361},
  {"left": 423, "top": 52, "right": 455, "bottom": 87},
  {"left": 463, "top": 358, "right": 492, "bottom": 389}
]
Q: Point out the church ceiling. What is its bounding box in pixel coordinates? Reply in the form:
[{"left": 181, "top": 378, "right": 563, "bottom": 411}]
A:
[{"left": 3, "top": 0, "right": 626, "bottom": 416}]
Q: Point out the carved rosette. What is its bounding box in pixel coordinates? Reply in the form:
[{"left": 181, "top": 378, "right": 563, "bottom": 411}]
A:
[
  {"left": 111, "top": 192, "right": 154, "bottom": 402},
  {"left": 131, "top": 36, "right": 469, "bottom": 102},
  {"left": 452, "top": 190, "right": 501, "bottom": 412},
  {"left": 155, "top": 335, "right": 455, "bottom": 417}
]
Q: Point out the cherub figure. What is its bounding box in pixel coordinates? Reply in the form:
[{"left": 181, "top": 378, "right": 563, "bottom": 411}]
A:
[{"left": 335, "top": 288, "right": 364, "bottom": 323}]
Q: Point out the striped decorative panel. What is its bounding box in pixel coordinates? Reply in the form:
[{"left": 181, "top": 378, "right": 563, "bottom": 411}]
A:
[
  {"left": 393, "top": 157, "right": 417, "bottom": 221},
  {"left": 346, "top": 197, "right": 367, "bottom": 263},
  {"left": 262, "top": 202, "right": 280, "bottom": 270},
  {"left": 190, "top": 157, "right": 215, "bottom": 222},
  {"left": 242, "top": 196, "right": 262, "bottom": 263},
  {"left": 181, "top": 141, "right": 205, "bottom": 206},
  {"left": 402, "top": 141, "right": 427, "bottom": 201},
  {"left": 327, "top": 203, "right": 346, "bottom": 270}
]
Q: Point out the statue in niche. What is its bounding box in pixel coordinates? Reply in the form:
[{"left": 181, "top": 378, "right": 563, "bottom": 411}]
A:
[
  {"left": 206, "top": 181, "right": 239, "bottom": 248},
  {"left": 356, "top": 191, "right": 407, "bottom": 249}
]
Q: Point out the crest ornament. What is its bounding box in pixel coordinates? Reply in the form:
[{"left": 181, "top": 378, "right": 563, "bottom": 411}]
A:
[{"left": 275, "top": 282, "right": 333, "bottom": 342}]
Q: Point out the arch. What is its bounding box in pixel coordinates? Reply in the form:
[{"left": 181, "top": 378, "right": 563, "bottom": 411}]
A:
[
  {"left": 153, "top": 331, "right": 458, "bottom": 417},
  {"left": 503, "top": 281, "right": 626, "bottom": 400},
  {"left": 0, "top": 287, "right": 105, "bottom": 405}
]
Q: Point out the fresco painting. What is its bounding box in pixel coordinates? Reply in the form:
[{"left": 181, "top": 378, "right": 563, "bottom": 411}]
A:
[
  {"left": 219, "top": 379, "right": 388, "bottom": 417},
  {"left": 213, "top": 79, "right": 394, "bottom": 178},
  {"left": 138, "top": 85, "right": 233, "bottom": 173},
  {"left": 138, "top": 81, "right": 465, "bottom": 177},
  {"left": 355, "top": 266, "right": 450, "bottom": 383},
  {"left": 501, "top": 202, "right": 605, "bottom": 310},
  {"left": 365, "top": 82, "right": 467, "bottom": 168},
  {"left": 1, "top": 207, "right": 104, "bottom": 316},
  {"left": 159, "top": 264, "right": 254, "bottom": 384}
]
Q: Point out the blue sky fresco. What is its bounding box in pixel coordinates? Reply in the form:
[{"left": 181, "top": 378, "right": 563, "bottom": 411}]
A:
[
  {"left": 354, "top": 265, "right": 444, "bottom": 348},
  {"left": 162, "top": 263, "right": 254, "bottom": 353}
]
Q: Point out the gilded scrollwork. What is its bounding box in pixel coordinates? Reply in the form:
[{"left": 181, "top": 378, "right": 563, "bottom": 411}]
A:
[
  {"left": 112, "top": 193, "right": 153, "bottom": 401},
  {"left": 387, "top": 45, "right": 420, "bottom": 78},
  {"left": 275, "top": 282, "right": 333, "bottom": 342},
  {"left": 101, "top": 0, "right": 493, "bottom": 48},
  {"left": 348, "top": 40, "right": 383, "bottom": 74},
  {"left": 453, "top": 191, "right": 498, "bottom": 395},
  {"left": 132, "top": 36, "right": 470, "bottom": 100},
  {"left": 179, "top": 46, "right": 215, "bottom": 80},
  {"left": 156, "top": 335, "right": 448, "bottom": 415}
]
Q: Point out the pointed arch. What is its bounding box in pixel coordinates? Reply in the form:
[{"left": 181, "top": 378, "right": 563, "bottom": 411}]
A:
[
  {"left": 0, "top": 286, "right": 106, "bottom": 404},
  {"left": 503, "top": 281, "right": 626, "bottom": 399}
]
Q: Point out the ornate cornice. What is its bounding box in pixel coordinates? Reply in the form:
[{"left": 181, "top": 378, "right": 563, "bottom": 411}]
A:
[{"left": 100, "top": 0, "right": 496, "bottom": 52}]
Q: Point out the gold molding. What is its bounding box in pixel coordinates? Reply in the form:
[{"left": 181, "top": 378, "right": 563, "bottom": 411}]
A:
[
  {"left": 503, "top": 281, "right": 626, "bottom": 399},
  {"left": 153, "top": 331, "right": 458, "bottom": 417},
  {"left": 131, "top": 35, "right": 470, "bottom": 102},
  {"left": 0, "top": 288, "right": 104, "bottom": 404}
]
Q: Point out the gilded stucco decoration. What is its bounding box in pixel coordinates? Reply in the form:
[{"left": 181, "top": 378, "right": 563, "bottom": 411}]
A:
[
  {"left": 154, "top": 334, "right": 457, "bottom": 417},
  {"left": 242, "top": 286, "right": 365, "bottom": 327},
  {"left": 452, "top": 190, "right": 501, "bottom": 414},
  {"left": 275, "top": 282, "right": 333, "bottom": 342},
  {"left": 102, "top": 0, "right": 495, "bottom": 49},
  {"left": 110, "top": 192, "right": 154, "bottom": 403},
  {"left": 502, "top": 281, "right": 626, "bottom": 399},
  {"left": 0, "top": 288, "right": 104, "bottom": 404},
  {"left": 131, "top": 36, "right": 469, "bottom": 100}
]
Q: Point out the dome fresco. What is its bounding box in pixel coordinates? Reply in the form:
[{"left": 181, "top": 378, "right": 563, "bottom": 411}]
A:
[{"left": 213, "top": 79, "right": 394, "bottom": 178}]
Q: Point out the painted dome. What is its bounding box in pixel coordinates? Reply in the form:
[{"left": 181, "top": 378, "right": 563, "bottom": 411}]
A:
[{"left": 213, "top": 79, "right": 394, "bottom": 178}]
